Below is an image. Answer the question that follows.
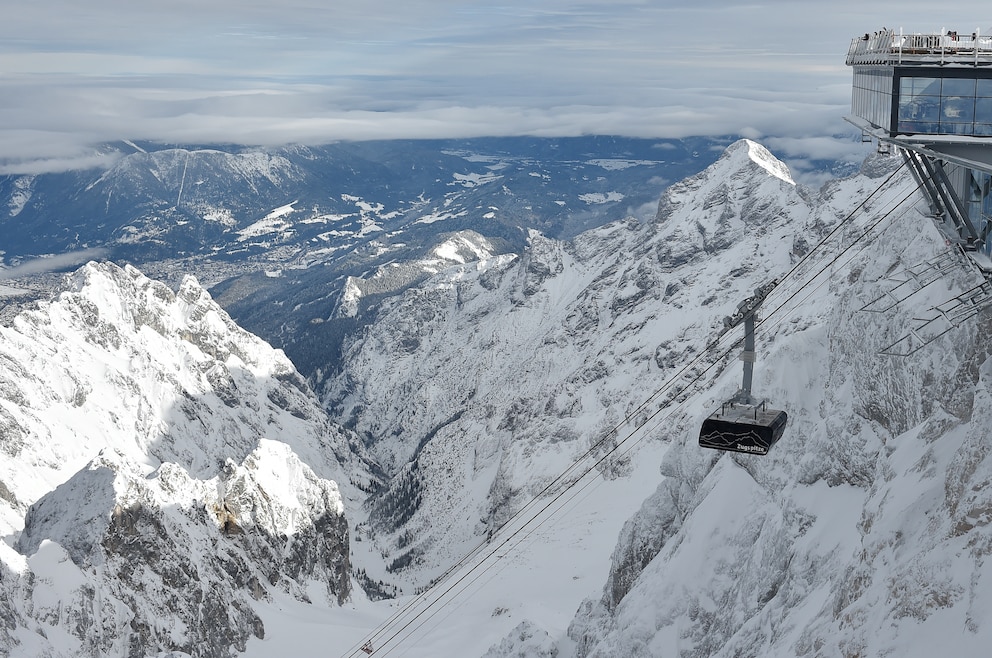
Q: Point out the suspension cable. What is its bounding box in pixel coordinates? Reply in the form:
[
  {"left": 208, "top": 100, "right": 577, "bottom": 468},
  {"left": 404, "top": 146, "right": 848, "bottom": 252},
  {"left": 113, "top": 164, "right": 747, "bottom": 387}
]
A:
[{"left": 342, "top": 158, "right": 917, "bottom": 658}]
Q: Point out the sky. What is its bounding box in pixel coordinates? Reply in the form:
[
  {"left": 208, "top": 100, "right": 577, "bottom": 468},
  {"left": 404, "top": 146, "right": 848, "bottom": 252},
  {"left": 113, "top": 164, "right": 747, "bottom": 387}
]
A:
[{"left": 1, "top": 1, "right": 990, "bottom": 174}]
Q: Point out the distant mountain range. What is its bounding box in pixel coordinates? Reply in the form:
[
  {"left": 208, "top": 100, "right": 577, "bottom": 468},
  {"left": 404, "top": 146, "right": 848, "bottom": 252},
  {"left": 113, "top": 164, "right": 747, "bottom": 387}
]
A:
[{"left": 0, "top": 136, "right": 858, "bottom": 379}]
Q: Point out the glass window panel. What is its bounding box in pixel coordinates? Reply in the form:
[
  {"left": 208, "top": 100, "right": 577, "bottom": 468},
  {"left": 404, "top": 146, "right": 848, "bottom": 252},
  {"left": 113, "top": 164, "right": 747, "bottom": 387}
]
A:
[
  {"left": 901, "top": 77, "right": 940, "bottom": 96},
  {"left": 941, "top": 78, "right": 977, "bottom": 96},
  {"left": 899, "top": 96, "right": 940, "bottom": 122},
  {"left": 976, "top": 97, "right": 992, "bottom": 123},
  {"left": 937, "top": 122, "right": 973, "bottom": 136},
  {"left": 972, "top": 123, "right": 992, "bottom": 136},
  {"left": 898, "top": 120, "right": 938, "bottom": 134},
  {"left": 941, "top": 96, "right": 975, "bottom": 123},
  {"left": 977, "top": 79, "right": 992, "bottom": 97}
]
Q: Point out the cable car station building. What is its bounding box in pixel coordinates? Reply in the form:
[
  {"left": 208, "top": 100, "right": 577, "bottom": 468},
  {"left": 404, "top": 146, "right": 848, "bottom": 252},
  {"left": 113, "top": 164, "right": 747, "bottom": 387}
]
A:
[{"left": 846, "top": 29, "right": 992, "bottom": 267}]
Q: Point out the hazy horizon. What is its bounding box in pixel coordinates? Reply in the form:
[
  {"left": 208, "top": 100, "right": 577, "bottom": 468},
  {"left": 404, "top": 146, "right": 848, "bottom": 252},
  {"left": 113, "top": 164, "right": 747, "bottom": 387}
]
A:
[{"left": 2, "top": 1, "right": 989, "bottom": 174}]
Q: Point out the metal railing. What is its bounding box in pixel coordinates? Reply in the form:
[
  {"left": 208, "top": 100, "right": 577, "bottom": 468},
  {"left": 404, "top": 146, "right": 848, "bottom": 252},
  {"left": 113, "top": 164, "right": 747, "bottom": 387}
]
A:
[{"left": 847, "top": 28, "right": 992, "bottom": 66}]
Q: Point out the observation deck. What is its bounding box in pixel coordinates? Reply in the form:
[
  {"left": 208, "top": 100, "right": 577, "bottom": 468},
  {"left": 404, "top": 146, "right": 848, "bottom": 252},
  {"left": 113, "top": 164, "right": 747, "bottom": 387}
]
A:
[
  {"left": 846, "top": 28, "right": 992, "bottom": 266},
  {"left": 847, "top": 29, "right": 992, "bottom": 67},
  {"left": 846, "top": 29, "right": 992, "bottom": 141}
]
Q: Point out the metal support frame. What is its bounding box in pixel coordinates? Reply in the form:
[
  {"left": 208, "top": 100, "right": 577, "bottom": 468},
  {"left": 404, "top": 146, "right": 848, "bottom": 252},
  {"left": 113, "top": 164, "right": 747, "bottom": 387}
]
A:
[
  {"left": 741, "top": 314, "right": 756, "bottom": 399},
  {"left": 880, "top": 280, "right": 992, "bottom": 355},
  {"left": 710, "top": 280, "right": 777, "bottom": 404},
  {"left": 903, "top": 150, "right": 948, "bottom": 221},
  {"left": 927, "top": 157, "right": 981, "bottom": 244},
  {"left": 860, "top": 249, "right": 963, "bottom": 313},
  {"left": 903, "top": 150, "right": 981, "bottom": 247}
]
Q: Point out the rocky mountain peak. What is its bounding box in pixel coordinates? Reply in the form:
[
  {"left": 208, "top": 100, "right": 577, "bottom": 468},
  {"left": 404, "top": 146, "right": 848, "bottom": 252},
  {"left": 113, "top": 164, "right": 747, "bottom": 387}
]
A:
[
  {"left": 334, "top": 229, "right": 501, "bottom": 318},
  {"left": 552, "top": 152, "right": 992, "bottom": 656},
  {"left": 724, "top": 138, "right": 796, "bottom": 185},
  {"left": 655, "top": 138, "right": 803, "bottom": 234},
  {"left": 0, "top": 259, "right": 357, "bottom": 657},
  {"left": 317, "top": 137, "right": 992, "bottom": 657}
]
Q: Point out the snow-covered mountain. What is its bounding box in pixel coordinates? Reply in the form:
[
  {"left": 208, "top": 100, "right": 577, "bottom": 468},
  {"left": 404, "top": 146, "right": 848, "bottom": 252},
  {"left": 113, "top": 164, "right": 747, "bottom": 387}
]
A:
[
  {"left": 324, "top": 139, "right": 818, "bottom": 584},
  {"left": 0, "top": 262, "right": 367, "bottom": 657},
  {"left": 558, "top": 156, "right": 992, "bottom": 656},
  {"left": 5, "top": 135, "right": 988, "bottom": 658},
  {"left": 4, "top": 136, "right": 849, "bottom": 382},
  {"left": 322, "top": 139, "right": 992, "bottom": 657},
  {"left": 332, "top": 230, "right": 500, "bottom": 320}
]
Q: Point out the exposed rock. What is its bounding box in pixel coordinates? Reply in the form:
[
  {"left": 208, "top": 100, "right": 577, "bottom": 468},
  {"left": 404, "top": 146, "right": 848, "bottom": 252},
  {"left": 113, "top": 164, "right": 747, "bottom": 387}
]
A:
[
  {"left": 0, "top": 261, "right": 359, "bottom": 657},
  {"left": 560, "top": 146, "right": 992, "bottom": 657},
  {"left": 483, "top": 620, "right": 558, "bottom": 658}
]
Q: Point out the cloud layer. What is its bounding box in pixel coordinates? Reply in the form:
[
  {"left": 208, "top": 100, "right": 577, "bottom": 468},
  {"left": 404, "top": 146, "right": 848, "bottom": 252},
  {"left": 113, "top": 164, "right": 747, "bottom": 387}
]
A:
[
  {"left": 2, "top": 1, "right": 989, "bottom": 173},
  {"left": 0, "top": 248, "right": 110, "bottom": 279}
]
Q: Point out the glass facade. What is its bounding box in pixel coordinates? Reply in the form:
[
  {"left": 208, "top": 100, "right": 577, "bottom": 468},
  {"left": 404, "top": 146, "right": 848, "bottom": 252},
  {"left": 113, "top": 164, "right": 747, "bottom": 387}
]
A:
[
  {"left": 896, "top": 73, "right": 992, "bottom": 136},
  {"left": 852, "top": 68, "right": 894, "bottom": 131},
  {"left": 851, "top": 65, "right": 992, "bottom": 137}
]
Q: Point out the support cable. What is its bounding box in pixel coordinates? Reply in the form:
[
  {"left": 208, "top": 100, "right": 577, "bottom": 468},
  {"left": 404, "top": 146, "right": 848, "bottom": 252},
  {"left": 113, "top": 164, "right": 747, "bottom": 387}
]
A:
[
  {"left": 341, "top": 159, "right": 916, "bottom": 658},
  {"left": 367, "top": 175, "right": 924, "bottom": 657}
]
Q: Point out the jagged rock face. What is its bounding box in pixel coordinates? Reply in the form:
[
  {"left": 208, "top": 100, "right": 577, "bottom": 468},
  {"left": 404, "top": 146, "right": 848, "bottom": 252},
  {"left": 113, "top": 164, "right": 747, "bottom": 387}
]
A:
[
  {"left": 555, "top": 153, "right": 992, "bottom": 656},
  {"left": 651, "top": 139, "right": 804, "bottom": 270},
  {"left": 321, "top": 139, "right": 821, "bottom": 586},
  {"left": 15, "top": 445, "right": 348, "bottom": 658},
  {"left": 0, "top": 262, "right": 356, "bottom": 657},
  {"left": 324, "top": 137, "right": 992, "bottom": 656},
  {"left": 334, "top": 230, "right": 500, "bottom": 319},
  {"left": 482, "top": 621, "right": 558, "bottom": 657}
]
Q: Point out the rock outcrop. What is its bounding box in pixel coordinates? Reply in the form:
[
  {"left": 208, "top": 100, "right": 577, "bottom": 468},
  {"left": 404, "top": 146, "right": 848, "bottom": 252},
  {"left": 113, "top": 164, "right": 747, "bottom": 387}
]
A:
[{"left": 0, "top": 262, "right": 356, "bottom": 657}]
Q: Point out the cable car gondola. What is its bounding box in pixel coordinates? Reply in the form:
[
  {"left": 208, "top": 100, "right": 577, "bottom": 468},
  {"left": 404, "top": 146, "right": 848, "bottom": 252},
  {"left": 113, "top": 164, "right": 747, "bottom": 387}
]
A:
[
  {"left": 699, "top": 398, "right": 787, "bottom": 455},
  {"left": 699, "top": 281, "right": 788, "bottom": 455}
]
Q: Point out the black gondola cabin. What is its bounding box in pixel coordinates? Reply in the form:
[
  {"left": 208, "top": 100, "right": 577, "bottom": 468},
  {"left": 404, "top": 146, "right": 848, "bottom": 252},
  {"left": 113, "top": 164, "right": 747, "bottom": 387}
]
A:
[
  {"left": 698, "top": 280, "right": 786, "bottom": 455},
  {"left": 699, "top": 400, "right": 787, "bottom": 456}
]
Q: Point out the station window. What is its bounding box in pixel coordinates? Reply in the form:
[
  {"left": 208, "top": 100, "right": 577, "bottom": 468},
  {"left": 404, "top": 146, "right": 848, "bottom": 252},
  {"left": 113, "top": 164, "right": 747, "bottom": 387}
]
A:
[
  {"left": 942, "top": 78, "right": 977, "bottom": 96},
  {"left": 897, "top": 75, "right": 992, "bottom": 135},
  {"left": 901, "top": 77, "right": 939, "bottom": 97}
]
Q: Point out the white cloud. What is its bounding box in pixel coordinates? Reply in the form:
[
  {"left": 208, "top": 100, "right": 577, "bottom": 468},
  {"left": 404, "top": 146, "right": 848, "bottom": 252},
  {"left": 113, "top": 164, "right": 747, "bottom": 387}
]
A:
[
  {"left": 0, "top": 249, "right": 110, "bottom": 278},
  {"left": 0, "top": 1, "right": 988, "bottom": 173},
  {"left": 0, "top": 153, "right": 123, "bottom": 176}
]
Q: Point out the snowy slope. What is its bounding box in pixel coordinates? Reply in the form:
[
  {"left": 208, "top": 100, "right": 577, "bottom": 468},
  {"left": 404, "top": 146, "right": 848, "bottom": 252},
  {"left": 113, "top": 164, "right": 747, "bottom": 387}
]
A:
[
  {"left": 0, "top": 262, "right": 366, "bottom": 657},
  {"left": 323, "top": 139, "right": 818, "bottom": 586},
  {"left": 319, "top": 138, "right": 992, "bottom": 657},
  {"left": 4, "top": 136, "right": 987, "bottom": 658},
  {"left": 558, "top": 156, "right": 992, "bottom": 657}
]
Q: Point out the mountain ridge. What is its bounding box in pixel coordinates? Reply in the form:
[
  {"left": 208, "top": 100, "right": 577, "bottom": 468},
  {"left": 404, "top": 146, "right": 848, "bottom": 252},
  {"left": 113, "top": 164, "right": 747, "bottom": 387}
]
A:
[
  {"left": 1, "top": 135, "right": 858, "bottom": 383},
  {"left": 320, "top": 138, "right": 992, "bottom": 657},
  {"left": 323, "top": 138, "right": 819, "bottom": 595},
  {"left": 3, "top": 135, "right": 966, "bottom": 657},
  {"left": 0, "top": 261, "right": 367, "bottom": 657}
]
